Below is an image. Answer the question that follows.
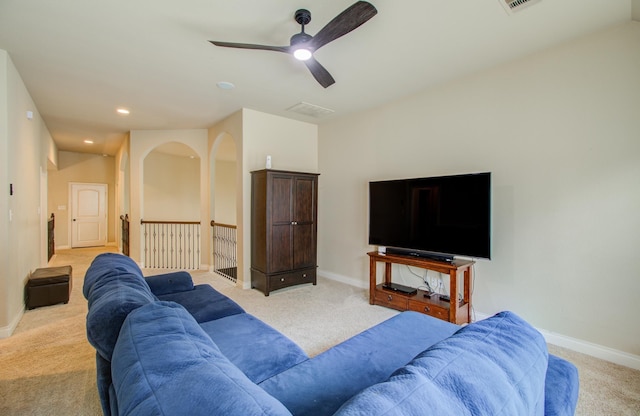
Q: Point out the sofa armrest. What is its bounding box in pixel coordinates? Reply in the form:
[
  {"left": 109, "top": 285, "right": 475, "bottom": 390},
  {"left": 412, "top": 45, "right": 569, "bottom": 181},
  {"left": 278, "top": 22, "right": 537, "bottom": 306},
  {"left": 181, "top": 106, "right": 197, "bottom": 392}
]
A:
[
  {"left": 145, "top": 271, "right": 194, "bottom": 296},
  {"left": 544, "top": 354, "right": 579, "bottom": 416}
]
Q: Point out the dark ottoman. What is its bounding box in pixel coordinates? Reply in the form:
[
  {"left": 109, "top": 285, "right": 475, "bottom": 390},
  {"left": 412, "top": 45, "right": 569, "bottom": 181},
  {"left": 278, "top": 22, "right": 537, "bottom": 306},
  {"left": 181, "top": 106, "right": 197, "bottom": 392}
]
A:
[{"left": 26, "top": 265, "right": 72, "bottom": 309}]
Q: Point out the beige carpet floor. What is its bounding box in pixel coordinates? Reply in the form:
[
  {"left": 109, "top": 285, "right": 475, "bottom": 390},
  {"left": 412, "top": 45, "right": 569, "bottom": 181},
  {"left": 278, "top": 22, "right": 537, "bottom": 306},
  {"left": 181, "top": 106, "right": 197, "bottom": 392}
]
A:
[{"left": 1, "top": 247, "right": 639, "bottom": 415}]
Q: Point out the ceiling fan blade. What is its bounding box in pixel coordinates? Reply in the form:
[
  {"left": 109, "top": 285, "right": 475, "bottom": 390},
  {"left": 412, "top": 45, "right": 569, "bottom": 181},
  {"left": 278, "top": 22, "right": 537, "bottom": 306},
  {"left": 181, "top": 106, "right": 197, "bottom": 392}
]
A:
[
  {"left": 209, "top": 41, "right": 290, "bottom": 53},
  {"left": 308, "top": 1, "right": 377, "bottom": 51},
  {"left": 304, "top": 57, "right": 335, "bottom": 88}
]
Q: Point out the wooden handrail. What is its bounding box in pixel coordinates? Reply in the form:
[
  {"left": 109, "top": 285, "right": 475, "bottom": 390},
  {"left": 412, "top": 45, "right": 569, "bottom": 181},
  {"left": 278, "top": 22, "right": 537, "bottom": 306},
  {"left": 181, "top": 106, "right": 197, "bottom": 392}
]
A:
[
  {"left": 141, "top": 219, "right": 200, "bottom": 225},
  {"left": 210, "top": 220, "right": 237, "bottom": 229}
]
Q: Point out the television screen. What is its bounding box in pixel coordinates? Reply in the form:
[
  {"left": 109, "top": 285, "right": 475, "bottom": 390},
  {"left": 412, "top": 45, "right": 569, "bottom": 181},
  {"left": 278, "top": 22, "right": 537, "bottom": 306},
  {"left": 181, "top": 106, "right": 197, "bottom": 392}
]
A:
[{"left": 368, "top": 172, "right": 491, "bottom": 260}]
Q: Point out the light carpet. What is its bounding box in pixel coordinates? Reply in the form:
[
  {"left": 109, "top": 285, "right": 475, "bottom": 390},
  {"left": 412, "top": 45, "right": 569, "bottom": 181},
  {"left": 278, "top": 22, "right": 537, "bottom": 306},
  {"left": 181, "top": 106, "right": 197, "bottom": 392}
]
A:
[{"left": 0, "top": 247, "right": 638, "bottom": 415}]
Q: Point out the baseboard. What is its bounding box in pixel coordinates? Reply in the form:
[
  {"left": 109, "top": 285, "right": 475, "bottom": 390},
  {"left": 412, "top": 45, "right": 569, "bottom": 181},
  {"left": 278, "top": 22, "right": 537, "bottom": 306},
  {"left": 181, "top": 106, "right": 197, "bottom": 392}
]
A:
[
  {"left": 319, "top": 272, "right": 640, "bottom": 371},
  {"left": 318, "top": 269, "right": 368, "bottom": 289},
  {"left": 0, "top": 307, "right": 24, "bottom": 339},
  {"left": 540, "top": 329, "right": 640, "bottom": 371},
  {"left": 55, "top": 245, "right": 70, "bottom": 250}
]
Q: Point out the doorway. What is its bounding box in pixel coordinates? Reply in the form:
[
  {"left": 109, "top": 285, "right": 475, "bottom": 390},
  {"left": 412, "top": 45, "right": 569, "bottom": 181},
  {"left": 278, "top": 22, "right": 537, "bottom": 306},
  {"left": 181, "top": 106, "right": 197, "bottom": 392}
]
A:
[{"left": 70, "top": 183, "right": 107, "bottom": 248}]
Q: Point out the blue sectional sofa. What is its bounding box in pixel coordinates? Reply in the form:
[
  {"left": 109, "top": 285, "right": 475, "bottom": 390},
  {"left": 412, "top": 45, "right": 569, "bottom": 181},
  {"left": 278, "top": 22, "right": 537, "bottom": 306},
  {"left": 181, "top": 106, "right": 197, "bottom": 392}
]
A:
[{"left": 83, "top": 253, "right": 579, "bottom": 416}]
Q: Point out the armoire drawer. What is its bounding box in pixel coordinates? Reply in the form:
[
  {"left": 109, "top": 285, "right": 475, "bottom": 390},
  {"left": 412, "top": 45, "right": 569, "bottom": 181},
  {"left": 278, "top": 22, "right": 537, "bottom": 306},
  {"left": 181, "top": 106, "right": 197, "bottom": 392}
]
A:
[{"left": 269, "top": 268, "right": 316, "bottom": 291}]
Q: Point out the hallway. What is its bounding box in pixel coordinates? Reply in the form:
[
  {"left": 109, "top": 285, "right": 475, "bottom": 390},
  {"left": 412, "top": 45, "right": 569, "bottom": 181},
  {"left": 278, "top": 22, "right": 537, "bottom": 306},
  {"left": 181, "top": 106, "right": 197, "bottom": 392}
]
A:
[{"left": 0, "top": 246, "right": 117, "bottom": 415}]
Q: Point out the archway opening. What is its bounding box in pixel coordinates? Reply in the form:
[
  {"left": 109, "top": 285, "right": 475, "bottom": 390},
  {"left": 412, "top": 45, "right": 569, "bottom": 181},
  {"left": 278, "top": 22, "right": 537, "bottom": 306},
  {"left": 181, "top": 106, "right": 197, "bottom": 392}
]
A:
[
  {"left": 142, "top": 142, "right": 201, "bottom": 269},
  {"left": 210, "top": 133, "right": 238, "bottom": 282}
]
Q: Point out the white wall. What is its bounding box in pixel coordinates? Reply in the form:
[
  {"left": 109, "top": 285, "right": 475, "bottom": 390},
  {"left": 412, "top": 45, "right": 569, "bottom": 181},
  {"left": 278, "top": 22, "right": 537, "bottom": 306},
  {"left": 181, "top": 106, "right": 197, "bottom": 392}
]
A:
[
  {"left": 0, "top": 50, "right": 10, "bottom": 335},
  {"left": 318, "top": 22, "right": 640, "bottom": 356},
  {"left": 0, "top": 50, "right": 52, "bottom": 336},
  {"left": 241, "top": 108, "right": 319, "bottom": 288},
  {"left": 143, "top": 151, "right": 200, "bottom": 221},
  {"left": 213, "top": 160, "right": 237, "bottom": 225},
  {"left": 47, "top": 151, "right": 116, "bottom": 248},
  {"left": 209, "top": 109, "right": 318, "bottom": 288}
]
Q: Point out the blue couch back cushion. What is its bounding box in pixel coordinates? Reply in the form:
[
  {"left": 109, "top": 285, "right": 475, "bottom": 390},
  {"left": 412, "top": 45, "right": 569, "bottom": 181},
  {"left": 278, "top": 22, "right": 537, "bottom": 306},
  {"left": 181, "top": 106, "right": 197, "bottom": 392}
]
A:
[
  {"left": 144, "top": 270, "right": 194, "bottom": 295},
  {"left": 83, "top": 253, "right": 147, "bottom": 301},
  {"left": 334, "top": 311, "right": 548, "bottom": 416},
  {"left": 84, "top": 253, "right": 156, "bottom": 361},
  {"left": 112, "top": 301, "right": 293, "bottom": 416}
]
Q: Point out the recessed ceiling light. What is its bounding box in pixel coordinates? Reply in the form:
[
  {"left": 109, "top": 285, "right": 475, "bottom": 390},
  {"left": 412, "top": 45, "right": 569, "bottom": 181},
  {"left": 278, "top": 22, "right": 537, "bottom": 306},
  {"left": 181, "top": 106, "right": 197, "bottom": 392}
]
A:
[
  {"left": 216, "top": 81, "right": 235, "bottom": 90},
  {"left": 84, "top": 139, "right": 94, "bottom": 144},
  {"left": 116, "top": 108, "right": 130, "bottom": 115}
]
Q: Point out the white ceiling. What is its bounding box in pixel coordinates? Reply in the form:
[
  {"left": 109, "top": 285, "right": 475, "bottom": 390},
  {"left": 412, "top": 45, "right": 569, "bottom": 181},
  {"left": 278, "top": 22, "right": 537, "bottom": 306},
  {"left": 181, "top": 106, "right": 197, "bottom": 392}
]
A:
[{"left": 0, "top": 0, "right": 635, "bottom": 156}]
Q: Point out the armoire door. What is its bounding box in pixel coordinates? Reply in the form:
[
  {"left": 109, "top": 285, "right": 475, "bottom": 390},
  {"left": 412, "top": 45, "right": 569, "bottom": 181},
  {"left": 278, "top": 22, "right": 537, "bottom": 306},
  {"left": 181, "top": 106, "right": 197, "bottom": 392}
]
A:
[
  {"left": 269, "top": 175, "right": 294, "bottom": 273},
  {"left": 292, "top": 176, "right": 317, "bottom": 269}
]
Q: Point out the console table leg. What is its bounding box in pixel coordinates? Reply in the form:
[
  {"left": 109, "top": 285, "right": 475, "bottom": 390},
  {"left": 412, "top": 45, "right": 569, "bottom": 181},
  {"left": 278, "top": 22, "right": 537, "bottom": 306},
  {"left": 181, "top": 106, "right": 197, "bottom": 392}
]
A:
[
  {"left": 384, "top": 263, "right": 392, "bottom": 285},
  {"left": 450, "top": 270, "right": 458, "bottom": 324},
  {"left": 464, "top": 266, "right": 472, "bottom": 322},
  {"left": 369, "top": 256, "right": 376, "bottom": 305}
]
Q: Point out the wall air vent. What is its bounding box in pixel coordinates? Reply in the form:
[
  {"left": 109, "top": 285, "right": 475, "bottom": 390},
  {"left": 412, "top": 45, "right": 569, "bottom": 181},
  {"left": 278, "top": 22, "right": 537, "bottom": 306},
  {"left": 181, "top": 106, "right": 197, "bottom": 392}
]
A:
[
  {"left": 499, "top": 0, "right": 542, "bottom": 15},
  {"left": 287, "top": 102, "right": 335, "bottom": 118}
]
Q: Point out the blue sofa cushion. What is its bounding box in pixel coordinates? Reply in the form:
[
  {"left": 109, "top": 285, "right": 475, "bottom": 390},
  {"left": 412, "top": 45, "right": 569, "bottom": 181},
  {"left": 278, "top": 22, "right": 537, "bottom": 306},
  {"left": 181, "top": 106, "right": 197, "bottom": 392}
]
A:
[
  {"left": 83, "top": 253, "right": 148, "bottom": 302},
  {"left": 200, "top": 313, "right": 309, "bottom": 383},
  {"left": 260, "top": 311, "right": 459, "bottom": 416},
  {"left": 544, "top": 355, "right": 580, "bottom": 415},
  {"left": 112, "top": 301, "right": 293, "bottom": 416},
  {"left": 157, "top": 284, "right": 245, "bottom": 322},
  {"left": 83, "top": 254, "right": 156, "bottom": 361},
  {"left": 86, "top": 280, "right": 156, "bottom": 361},
  {"left": 145, "top": 270, "right": 194, "bottom": 295},
  {"left": 334, "top": 311, "right": 549, "bottom": 416}
]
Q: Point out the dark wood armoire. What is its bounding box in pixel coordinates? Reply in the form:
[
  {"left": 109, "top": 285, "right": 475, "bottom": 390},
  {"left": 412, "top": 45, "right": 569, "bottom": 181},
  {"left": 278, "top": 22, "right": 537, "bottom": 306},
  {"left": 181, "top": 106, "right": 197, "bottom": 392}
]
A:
[{"left": 250, "top": 169, "right": 319, "bottom": 296}]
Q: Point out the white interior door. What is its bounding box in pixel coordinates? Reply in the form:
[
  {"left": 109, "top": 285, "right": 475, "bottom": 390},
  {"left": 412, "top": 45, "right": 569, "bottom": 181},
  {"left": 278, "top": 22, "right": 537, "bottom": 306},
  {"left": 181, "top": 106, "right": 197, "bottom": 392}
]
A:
[{"left": 71, "top": 183, "right": 107, "bottom": 248}]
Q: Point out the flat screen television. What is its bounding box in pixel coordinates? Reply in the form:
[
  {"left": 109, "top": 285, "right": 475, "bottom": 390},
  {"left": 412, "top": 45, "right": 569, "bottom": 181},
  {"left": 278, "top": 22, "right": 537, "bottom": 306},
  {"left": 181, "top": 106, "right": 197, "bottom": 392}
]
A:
[{"left": 368, "top": 172, "right": 491, "bottom": 261}]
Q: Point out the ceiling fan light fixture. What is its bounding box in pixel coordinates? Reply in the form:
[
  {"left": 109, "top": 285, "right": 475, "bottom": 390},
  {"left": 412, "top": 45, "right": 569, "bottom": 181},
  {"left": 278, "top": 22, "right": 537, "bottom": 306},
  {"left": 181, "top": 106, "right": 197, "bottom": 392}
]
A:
[
  {"left": 290, "top": 31, "right": 313, "bottom": 61},
  {"left": 209, "top": 2, "right": 378, "bottom": 87},
  {"left": 293, "top": 48, "right": 312, "bottom": 61}
]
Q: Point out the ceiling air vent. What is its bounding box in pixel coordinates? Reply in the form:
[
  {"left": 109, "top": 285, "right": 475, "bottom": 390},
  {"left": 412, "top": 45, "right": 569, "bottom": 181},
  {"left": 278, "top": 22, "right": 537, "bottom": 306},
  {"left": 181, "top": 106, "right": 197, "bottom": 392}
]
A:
[
  {"left": 287, "top": 102, "right": 335, "bottom": 118},
  {"left": 499, "top": 0, "right": 542, "bottom": 15}
]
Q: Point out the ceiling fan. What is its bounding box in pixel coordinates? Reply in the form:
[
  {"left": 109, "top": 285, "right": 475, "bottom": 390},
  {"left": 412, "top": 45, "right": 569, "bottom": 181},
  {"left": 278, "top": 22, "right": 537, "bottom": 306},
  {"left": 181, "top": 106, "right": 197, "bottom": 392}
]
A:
[{"left": 209, "top": 1, "right": 378, "bottom": 88}]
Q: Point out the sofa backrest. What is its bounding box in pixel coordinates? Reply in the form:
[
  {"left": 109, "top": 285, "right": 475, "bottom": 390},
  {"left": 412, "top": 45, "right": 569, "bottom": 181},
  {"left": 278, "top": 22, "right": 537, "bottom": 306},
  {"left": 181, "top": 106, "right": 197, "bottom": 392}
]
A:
[
  {"left": 83, "top": 253, "right": 147, "bottom": 302},
  {"left": 112, "top": 301, "right": 294, "bottom": 416},
  {"left": 83, "top": 253, "right": 156, "bottom": 361},
  {"left": 83, "top": 253, "right": 157, "bottom": 416},
  {"left": 334, "top": 311, "right": 548, "bottom": 416}
]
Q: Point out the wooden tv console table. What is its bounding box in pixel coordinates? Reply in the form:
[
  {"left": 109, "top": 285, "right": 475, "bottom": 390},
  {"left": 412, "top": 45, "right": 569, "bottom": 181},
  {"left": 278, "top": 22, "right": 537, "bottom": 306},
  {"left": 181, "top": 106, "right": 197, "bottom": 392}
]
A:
[{"left": 368, "top": 251, "right": 474, "bottom": 324}]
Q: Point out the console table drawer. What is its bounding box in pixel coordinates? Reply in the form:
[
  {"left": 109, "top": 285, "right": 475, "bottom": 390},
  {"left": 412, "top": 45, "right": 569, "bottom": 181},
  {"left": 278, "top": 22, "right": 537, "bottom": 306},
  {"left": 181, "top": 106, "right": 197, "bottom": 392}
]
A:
[
  {"left": 408, "top": 299, "right": 449, "bottom": 320},
  {"left": 374, "top": 289, "right": 408, "bottom": 310},
  {"left": 269, "top": 268, "right": 316, "bottom": 291}
]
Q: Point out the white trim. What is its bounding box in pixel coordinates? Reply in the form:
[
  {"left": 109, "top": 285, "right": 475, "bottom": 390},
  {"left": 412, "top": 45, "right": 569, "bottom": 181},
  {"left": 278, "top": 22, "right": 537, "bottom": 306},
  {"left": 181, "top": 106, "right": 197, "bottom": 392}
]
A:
[
  {"left": 320, "top": 274, "right": 640, "bottom": 371},
  {"left": 539, "top": 328, "right": 640, "bottom": 371},
  {"left": 0, "top": 307, "right": 24, "bottom": 338},
  {"left": 318, "top": 269, "right": 368, "bottom": 289}
]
